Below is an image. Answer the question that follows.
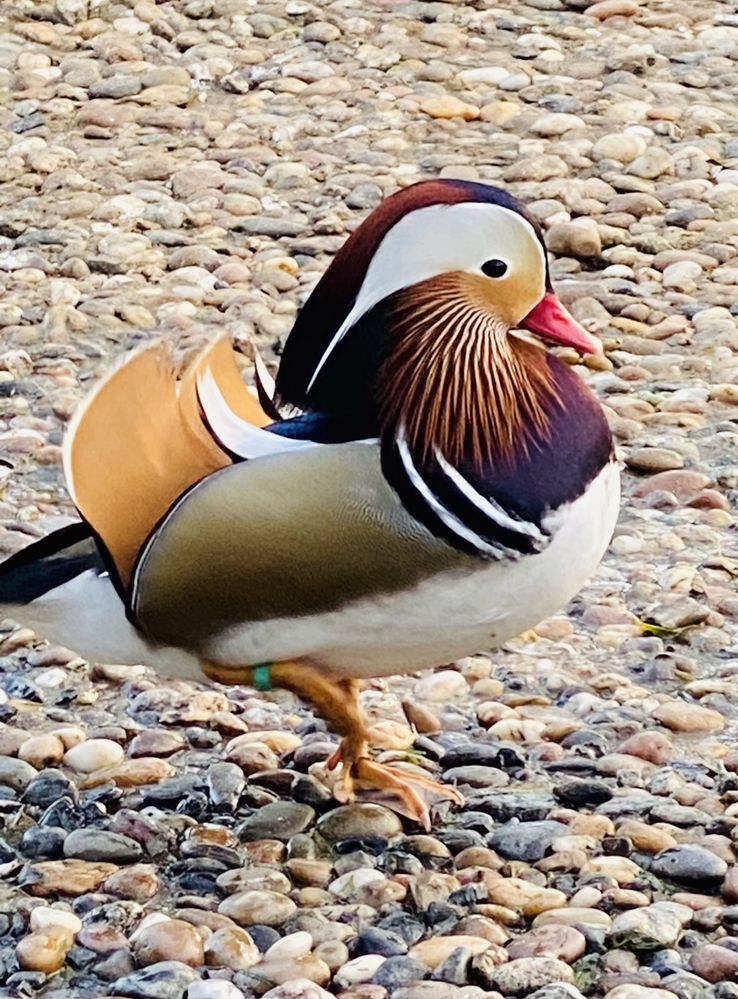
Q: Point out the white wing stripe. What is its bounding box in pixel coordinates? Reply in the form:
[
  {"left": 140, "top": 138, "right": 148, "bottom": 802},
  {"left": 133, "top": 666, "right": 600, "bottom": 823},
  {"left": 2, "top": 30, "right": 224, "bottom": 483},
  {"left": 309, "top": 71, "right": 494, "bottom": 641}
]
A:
[{"left": 197, "top": 368, "right": 317, "bottom": 459}]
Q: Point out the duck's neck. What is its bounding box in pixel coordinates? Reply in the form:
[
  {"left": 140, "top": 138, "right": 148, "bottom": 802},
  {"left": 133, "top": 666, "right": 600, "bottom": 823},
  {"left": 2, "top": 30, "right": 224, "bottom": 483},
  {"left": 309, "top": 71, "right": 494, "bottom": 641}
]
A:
[{"left": 377, "top": 276, "right": 562, "bottom": 472}]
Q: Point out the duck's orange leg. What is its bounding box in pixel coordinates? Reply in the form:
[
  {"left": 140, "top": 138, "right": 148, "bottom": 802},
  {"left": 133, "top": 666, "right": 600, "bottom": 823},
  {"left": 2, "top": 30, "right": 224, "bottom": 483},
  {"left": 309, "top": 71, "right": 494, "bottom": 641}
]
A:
[{"left": 210, "top": 660, "right": 463, "bottom": 829}]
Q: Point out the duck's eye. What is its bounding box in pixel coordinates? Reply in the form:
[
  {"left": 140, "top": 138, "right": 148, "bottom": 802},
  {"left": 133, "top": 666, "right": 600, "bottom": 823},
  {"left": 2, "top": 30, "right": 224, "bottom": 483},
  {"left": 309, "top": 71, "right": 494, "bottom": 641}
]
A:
[{"left": 481, "top": 259, "right": 508, "bottom": 278}]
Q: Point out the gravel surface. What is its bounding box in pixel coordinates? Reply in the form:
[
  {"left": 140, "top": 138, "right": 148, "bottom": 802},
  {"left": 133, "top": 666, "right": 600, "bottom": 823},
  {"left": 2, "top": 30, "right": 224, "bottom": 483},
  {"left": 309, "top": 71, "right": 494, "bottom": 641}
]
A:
[{"left": 2, "top": 1, "right": 738, "bottom": 998}]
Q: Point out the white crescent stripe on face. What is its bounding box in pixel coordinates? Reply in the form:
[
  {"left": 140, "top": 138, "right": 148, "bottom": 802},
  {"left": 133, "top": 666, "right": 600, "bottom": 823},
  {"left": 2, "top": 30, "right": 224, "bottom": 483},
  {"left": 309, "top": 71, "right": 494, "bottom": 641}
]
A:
[
  {"left": 306, "top": 202, "right": 546, "bottom": 392},
  {"left": 433, "top": 447, "right": 545, "bottom": 543}
]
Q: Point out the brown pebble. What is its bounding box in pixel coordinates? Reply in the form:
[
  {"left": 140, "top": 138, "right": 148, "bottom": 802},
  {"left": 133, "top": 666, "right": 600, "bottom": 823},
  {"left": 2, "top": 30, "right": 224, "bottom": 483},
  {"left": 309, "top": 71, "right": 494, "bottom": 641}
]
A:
[
  {"left": 723, "top": 867, "right": 738, "bottom": 903},
  {"left": 618, "top": 732, "right": 673, "bottom": 764},
  {"left": 285, "top": 859, "right": 333, "bottom": 887},
  {"left": 17, "top": 930, "right": 73, "bottom": 973},
  {"left": 102, "top": 864, "right": 160, "bottom": 902},
  {"left": 242, "top": 840, "right": 286, "bottom": 864},
  {"left": 691, "top": 943, "right": 738, "bottom": 982},
  {"left": 588, "top": 0, "right": 639, "bottom": 18},
  {"left": 410, "top": 935, "right": 492, "bottom": 968},
  {"left": 616, "top": 819, "right": 676, "bottom": 854},
  {"left": 402, "top": 700, "right": 441, "bottom": 733},
  {"left": 80, "top": 757, "right": 175, "bottom": 788},
  {"left": 77, "top": 924, "right": 129, "bottom": 953},
  {"left": 128, "top": 729, "right": 186, "bottom": 757},
  {"left": 27, "top": 860, "right": 118, "bottom": 897},
  {"left": 686, "top": 489, "right": 729, "bottom": 511},
  {"left": 134, "top": 918, "right": 204, "bottom": 967},
  {"left": 18, "top": 734, "right": 65, "bottom": 768},
  {"left": 204, "top": 926, "right": 260, "bottom": 970},
  {"left": 632, "top": 470, "right": 711, "bottom": 500},
  {"left": 653, "top": 702, "right": 725, "bottom": 733},
  {"left": 506, "top": 924, "right": 586, "bottom": 963}
]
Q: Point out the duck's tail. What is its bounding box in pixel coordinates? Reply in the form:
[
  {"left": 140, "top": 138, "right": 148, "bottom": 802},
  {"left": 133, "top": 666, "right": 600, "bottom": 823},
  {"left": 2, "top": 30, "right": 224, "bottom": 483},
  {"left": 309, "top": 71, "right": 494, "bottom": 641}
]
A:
[
  {"left": 62, "top": 340, "right": 248, "bottom": 592},
  {"left": 0, "top": 337, "right": 271, "bottom": 669}
]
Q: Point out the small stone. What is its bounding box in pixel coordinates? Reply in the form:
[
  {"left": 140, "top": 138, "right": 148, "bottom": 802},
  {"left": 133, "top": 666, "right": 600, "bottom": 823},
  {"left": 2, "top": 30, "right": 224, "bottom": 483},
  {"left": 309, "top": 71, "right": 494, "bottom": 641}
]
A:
[
  {"left": 410, "top": 935, "right": 491, "bottom": 969},
  {"left": 81, "top": 757, "right": 175, "bottom": 788},
  {"left": 632, "top": 471, "right": 710, "bottom": 500},
  {"left": 63, "top": 828, "right": 143, "bottom": 864},
  {"left": 218, "top": 890, "right": 297, "bottom": 926},
  {"left": 547, "top": 221, "right": 601, "bottom": 258},
  {"left": 626, "top": 448, "right": 684, "bottom": 473},
  {"left": 628, "top": 148, "right": 674, "bottom": 180},
  {"left": 63, "top": 738, "right": 124, "bottom": 772},
  {"left": 507, "top": 926, "right": 586, "bottom": 962},
  {"left": 112, "top": 960, "right": 199, "bottom": 999},
  {"left": 616, "top": 820, "right": 676, "bottom": 854},
  {"left": 691, "top": 944, "right": 738, "bottom": 983},
  {"left": 531, "top": 113, "right": 584, "bottom": 136},
  {"left": 587, "top": 0, "right": 639, "bottom": 19},
  {"left": 318, "top": 804, "right": 402, "bottom": 842},
  {"left": 329, "top": 868, "right": 394, "bottom": 905},
  {"left": 261, "top": 982, "right": 332, "bottom": 999},
  {"left": 30, "top": 907, "right": 82, "bottom": 936},
  {"left": 103, "top": 864, "right": 160, "bottom": 901},
  {"left": 592, "top": 134, "right": 647, "bottom": 163},
  {"left": 650, "top": 846, "right": 728, "bottom": 885},
  {"left": 420, "top": 96, "right": 480, "bottom": 121},
  {"left": 491, "top": 821, "right": 569, "bottom": 862},
  {"left": 17, "top": 929, "right": 73, "bottom": 974},
  {"left": 618, "top": 733, "right": 673, "bottom": 765},
  {"left": 414, "top": 670, "right": 468, "bottom": 701},
  {"left": 207, "top": 761, "right": 245, "bottom": 810},
  {"left": 134, "top": 919, "right": 205, "bottom": 968},
  {"left": 605, "top": 989, "right": 677, "bottom": 999},
  {"left": 608, "top": 903, "right": 692, "bottom": 950},
  {"left": 334, "top": 955, "right": 386, "bottom": 988},
  {"left": 204, "top": 926, "right": 260, "bottom": 970},
  {"left": 487, "top": 957, "right": 575, "bottom": 994},
  {"left": 18, "top": 734, "right": 66, "bottom": 768},
  {"left": 0, "top": 757, "right": 38, "bottom": 791},
  {"left": 480, "top": 101, "right": 521, "bottom": 126},
  {"left": 188, "top": 982, "right": 245, "bottom": 999},
  {"left": 129, "top": 730, "right": 185, "bottom": 758},
  {"left": 27, "top": 859, "right": 118, "bottom": 897},
  {"left": 652, "top": 702, "right": 724, "bottom": 732},
  {"left": 662, "top": 261, "right": 703, "bottom": 292},
  {"left": 239, "top": 802, "right": 315, "bottom": 842}
]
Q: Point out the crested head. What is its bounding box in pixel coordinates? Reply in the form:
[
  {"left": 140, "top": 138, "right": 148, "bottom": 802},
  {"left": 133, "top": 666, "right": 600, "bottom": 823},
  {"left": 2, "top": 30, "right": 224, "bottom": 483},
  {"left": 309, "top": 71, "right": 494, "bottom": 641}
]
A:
[
  {"left": 275, "top": 179, "right": 599, "bottom": 468},
  {"left": 276, "top": 179, "right": 557, "bottom": 409}
]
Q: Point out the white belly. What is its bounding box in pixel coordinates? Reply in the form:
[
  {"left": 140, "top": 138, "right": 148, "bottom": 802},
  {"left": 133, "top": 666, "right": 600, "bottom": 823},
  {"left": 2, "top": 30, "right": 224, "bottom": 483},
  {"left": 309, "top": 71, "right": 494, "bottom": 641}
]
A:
[{"left": 207, "top": 462, "right": 620, "bottom": 677}]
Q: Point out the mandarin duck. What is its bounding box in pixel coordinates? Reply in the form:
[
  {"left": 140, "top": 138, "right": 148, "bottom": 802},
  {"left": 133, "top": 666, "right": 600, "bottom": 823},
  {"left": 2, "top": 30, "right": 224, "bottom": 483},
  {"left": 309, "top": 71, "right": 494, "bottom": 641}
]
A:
[{"left": 0, "top": 180, "right": 619, "bottom": 828}]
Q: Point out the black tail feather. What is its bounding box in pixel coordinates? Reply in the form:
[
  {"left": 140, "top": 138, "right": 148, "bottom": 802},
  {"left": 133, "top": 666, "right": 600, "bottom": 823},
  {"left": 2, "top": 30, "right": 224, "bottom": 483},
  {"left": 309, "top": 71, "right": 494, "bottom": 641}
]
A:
[{"left": 0, "top": 522, "right": 102, "bottom": 604}]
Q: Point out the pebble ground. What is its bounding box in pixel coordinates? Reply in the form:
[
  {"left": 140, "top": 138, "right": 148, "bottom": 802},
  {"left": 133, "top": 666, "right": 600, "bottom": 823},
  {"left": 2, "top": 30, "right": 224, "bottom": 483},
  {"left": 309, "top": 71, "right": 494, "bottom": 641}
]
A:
[{"left": 1, "top": 1, "right": 738, "bottom": 999}]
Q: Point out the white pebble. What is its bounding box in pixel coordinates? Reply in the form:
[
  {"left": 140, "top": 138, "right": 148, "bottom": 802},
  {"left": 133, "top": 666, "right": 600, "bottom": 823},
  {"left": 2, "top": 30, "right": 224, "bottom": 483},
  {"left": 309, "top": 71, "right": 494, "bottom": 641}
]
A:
[
  {"left": 34, "top": 668, "right": 69, "bottom": 687},
  {"left": 30, "top": 907, "right": 82, "bottom": 935},
  {"left": 413, "top": 669, "right": 467, "bottom": 701},
  {"left": 334, "top": 954, "right": 387, "bottom": 987},
  {"left": 265, "top": 931, "right": 313, "bottom": 961},
  {"left": 329, "top": 868, "right": 386, "bottom": 897},
  {"left": 188, "top": 982, "right": 245, "bottom": 999},
  {"left": 129, "top": 912, "right": 171, "bottom": 943},
  {"left": 262, "top": 981, "right": 333, "bottom": 999},
  {"left": 63, "top": 738, "right": 124, "bottom": 773}
]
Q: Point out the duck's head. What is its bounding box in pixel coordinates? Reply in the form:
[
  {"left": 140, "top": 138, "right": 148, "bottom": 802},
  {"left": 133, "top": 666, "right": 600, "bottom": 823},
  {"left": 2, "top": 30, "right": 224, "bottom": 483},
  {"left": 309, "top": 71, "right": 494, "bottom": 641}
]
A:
[{"left": 275, "top": 180, "right": 599, "bottom": 465}]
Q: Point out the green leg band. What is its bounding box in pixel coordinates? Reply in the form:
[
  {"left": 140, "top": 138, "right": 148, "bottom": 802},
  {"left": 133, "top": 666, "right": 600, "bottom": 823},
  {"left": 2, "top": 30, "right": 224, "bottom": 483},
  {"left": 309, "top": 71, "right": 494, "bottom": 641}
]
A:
[{"left": 252, "top": 663, "right": 272, "bottom": 691}]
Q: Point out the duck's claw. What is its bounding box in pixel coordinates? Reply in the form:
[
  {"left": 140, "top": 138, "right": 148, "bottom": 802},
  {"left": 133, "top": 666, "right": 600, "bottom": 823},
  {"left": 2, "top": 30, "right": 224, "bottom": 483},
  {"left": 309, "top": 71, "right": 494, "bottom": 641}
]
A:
[{"left": 328, "top": 736, "right": 463, "bottom": 830}]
